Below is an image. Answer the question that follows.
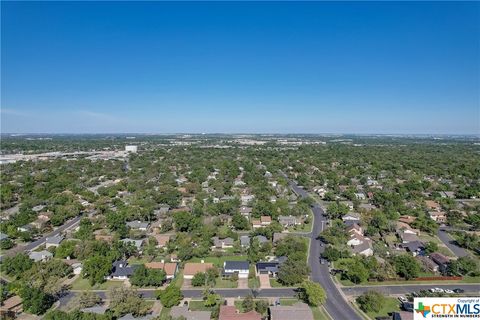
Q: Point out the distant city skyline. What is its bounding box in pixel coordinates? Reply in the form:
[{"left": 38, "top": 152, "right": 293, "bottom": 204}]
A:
[{"left": 1, "top": 1, "right": 479, "bottom": 134}]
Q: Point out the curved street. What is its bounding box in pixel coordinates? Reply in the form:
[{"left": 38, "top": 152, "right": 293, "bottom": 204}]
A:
[{"left": 287, "top": 179, "right": 362, "bottom": 320}]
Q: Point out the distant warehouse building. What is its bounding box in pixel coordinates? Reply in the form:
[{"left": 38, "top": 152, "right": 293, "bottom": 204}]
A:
[{"left": 125, "top": 145, "right": 138, "bottom": 153}]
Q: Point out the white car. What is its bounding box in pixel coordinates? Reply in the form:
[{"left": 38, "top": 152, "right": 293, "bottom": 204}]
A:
[
  {"left": 444, "top": 289, "right": 454, "bottom": 294},
  {"left": 434, "top": 288, "right": 445, "bottom": 293},
  {"left": 398, "top": 296, "right": 408, "bottom": 303}
]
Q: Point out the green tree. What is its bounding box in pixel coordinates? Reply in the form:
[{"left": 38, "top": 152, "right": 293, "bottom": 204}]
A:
[
  {"left": 447, "top": 256, "right": 479, "bottom": 276},
  {"left": 20, "top": 286, "right": 54, "bottom": 315},
  {"left": 356, "top": 291, "right": 385, "bottom": 313},
  {"left": 255, "top": 300, "right": 269, "bottom": 314},
  {"left": 393, "top": 254, "right": 420, "bottom": 280},
  {"left": 108, "top": 287, "right": 151, "bottom": 317},
  {"left": 55, "top": 240, "right": 77, "bottom": 259},
  {"left": 1, "top": 253, "right": 33, "bottom": 278},
  {"left": 82, "top": 255, "right": 112, "bottom": 285},
  {"left": 424, "top": 241, "right": 438, "bottom": 254},
  {"left": 158, "top": 284, "right": 183, "bottom": 308},
  {"left": 232, "top": 213, "right": 249, "bottom": 230},
  {"left": 277, "top": 258, "right": 310, "bottom": 286},
  {"left": 242, "top": 294, "right": 255, "bottom": 312},
  {"left": 191, "top": 272, "right": 206, "bottom": 287},
  {"left": 298, "top": 280, "right": 327, "bottom": 306}
]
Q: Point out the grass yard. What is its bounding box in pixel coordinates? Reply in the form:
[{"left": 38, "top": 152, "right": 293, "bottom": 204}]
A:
[
  {"left": 189, "top": 255, "right": 248, "bottom": 268},
  {"left": 363, "top": 297, "right": 400, "bottom": 319},
  {"left": 127, "top": 256, "right": 152, "bottom": 265},
  {"left": 70, "top": 277, "right": 124, "bottom": 290},
  {"left": 269, "top": 278, "right": 285, "bottom": 287},
  {"left": 215, "top": 277, "right": 238, "bottom": 288},
  {"left": 234, "top": 299, "right": 270, "bottom": 315},
  {"left": 248, "top": 276, "right": 260, "bottom": 289},
  {"left": 189, "top": 300, "right": 215, "bottom": 311},
  {"left": 312, "top": 306, "right": 332, "bottom": 320},
  {"left": 279, "top": 298, "right": 300, "bottom": 306},
  {"left": 171, "top": 270, "right": 184, "bottom": 288},
  {"left": 158, "top": 307, "right": 171, "bottom": 320}
]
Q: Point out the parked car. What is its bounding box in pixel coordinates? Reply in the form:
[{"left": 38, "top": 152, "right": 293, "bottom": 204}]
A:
[
  {"left": 454, "top": 288, "right": 465, "bottom": 293},
  {"left": 398, "top": 296, "right": 408, "bottom": 303},
  {"left": 444, "top": 289, "right": 454, "bottom": 294}
]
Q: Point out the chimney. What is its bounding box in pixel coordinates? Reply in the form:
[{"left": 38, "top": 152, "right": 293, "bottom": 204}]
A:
[
  {"left": 161, "top": 259, "right": 165, "bottom": 263},
  {"left": 201, "top": 259, "right": 204, "bottom": 264}
]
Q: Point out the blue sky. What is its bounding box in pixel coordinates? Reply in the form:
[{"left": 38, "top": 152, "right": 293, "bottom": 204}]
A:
[{"left": 1, "top": 1, "right": 479, "bottom": 134}]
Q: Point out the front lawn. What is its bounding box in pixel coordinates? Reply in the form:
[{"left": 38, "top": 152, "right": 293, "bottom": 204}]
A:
[
  {"left": 362, "top": 297, "right": 400, "bottom": 319},
  {"left": 189, "top": 300, "right": 215, "bottom": 311},
  {"left": 312, "top": 306, "right": 332, "bottom": 320},
  {"left": 248, "top": 276, "right": 260, "bottom": 289},
  {"left": 215, "top": 278, "right": 238, "bottom": 288},
  {"left": 280, "top": 298, "right": 300, "bottom": 306},
  {"left": 70, "top": 277, "right": 125, "bottom": 290}
]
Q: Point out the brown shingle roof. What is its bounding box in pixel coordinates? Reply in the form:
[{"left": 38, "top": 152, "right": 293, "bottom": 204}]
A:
[
  {"left": 153, "top": 234, "right": 171, "bottom": 247},
  {"left": 219, "top": 306, "right": 261, "bottom": 320},
  {"left": 145, "top": 262, "right": 178, "bottom": 276}
]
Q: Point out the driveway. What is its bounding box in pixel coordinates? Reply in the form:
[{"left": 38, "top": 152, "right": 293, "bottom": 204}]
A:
[
  {"left": 437, "top": 229, "right": 469, "bottom": 258},
  {"left": 259, "top": 275, "right": 271, "bottom": 289},
  {"left": 238, "top": 278, "right": 248, "bottom": 289}
]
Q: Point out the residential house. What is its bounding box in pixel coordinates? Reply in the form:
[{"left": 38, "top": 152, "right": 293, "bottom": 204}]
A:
[
  {"left": 0, "top": 295, "right": 22, "bottom": 317},
  {"left": 251, "top": 219, "right": 262, "bottom": 229},
  {"left": 430, "top": 252, "right": 450, "bottom": 273},
  {"left": 347, "top": 223, "right": 363, "bottom": 236},
  {"left": 120, "top": 238, "right": 144, "bottom": 251},
  {"left": 355, "top": 193, "right": 366, "bottom": 200},
  {"left": 145, "top": 261, "right": 178, "bottom": 280},
  {"left": 260, "top": 216, "right": 271, "bottom": 226},
  {"left": 170, "top": 306, "right": 211, "bottom": 320},
  {"left": 278, "top": 215, "right": 300, "bottom": 228},
  {"left": 402, "top": 241, "right": 425, "bottom": 256},
  {"left": 398, "top": 215, "right": 417, "bottom": 225},
  {"left": 255, "top": 235, "right": 268, "bottom": 245},
  {"left": 240, "top": 235, "right": 250, "bottom": 248},
  {"left": 239, "top": 206, "right": 252, "bottom": 219},
  {"left": 269, "top": 303, "right": 314, "bottom": 320},
  {"left": 342, "top": 213, "right": 361, "bottom": 227},
  {"left": 183, "top": 262, "right": 214, "bottom": 279},
  {"left": 429, "top": 211, "right": 447, "bottom": 223},
  {"left": 218, "top": 305, "right": 261, "bottom": 320},
  {"left": 107, "top": 260, "right": 136, "bottom": 280},
  {"left": 256, "top": 257, "right": 287, "bottom": 277},
  {"left": 153, "top": 234, "right": 171, "bottom": 248},
  {"left": 29, "top": 250, "right": 53, "bottom": 262},
  {"left": 17, "top": 224, "right": 33, "bottom": 233},
  {"left": 223, "top": 261, "right": 249, "bottom": 278},
  {"left": 45, "top": 235, "right": 64, "bottom": 248},
  {"left": 351, "top": 241, "right": 373, "bottom": 257},
  {"left": 347, "top": 232, "right": 368, "bottom": 246},
  {"left": 241, "top": 195, "right": 255, "bottom": 205},
  {"left": 72, "top": 262, "right": 83, "bottom": 275},
  {"left": 416, "top": 255, "right": 439, "bottom": 273},
  {"left": 212, "top": 237, "right": 234, "bottom": 249},
  {"left": 425, "top": 200, "right": 441, "bottom": 211},
  {"left": 126, "top": 221, "right": 149, "bottom": 231}
]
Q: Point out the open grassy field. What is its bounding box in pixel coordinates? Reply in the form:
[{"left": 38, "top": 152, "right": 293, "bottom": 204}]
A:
[{"left": 362, "top": 297, "right": 400, "bottom": 319}]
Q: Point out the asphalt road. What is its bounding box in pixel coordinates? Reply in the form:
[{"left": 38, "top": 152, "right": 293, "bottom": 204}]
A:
[
  {"left": 0, "top": 215, "right": 83, "bottom": 261},
  {"left": 342, "top": 284, "right": 480, "bottom": 296},
  {"left": 437, "top": 229, "right": 469, "bottom": 258},
  {"left": 59, "top": 288, "right": 298, "bottom": 308},
  {"left": 287, "top": 180, "right": 363, "bottom": 320}
]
